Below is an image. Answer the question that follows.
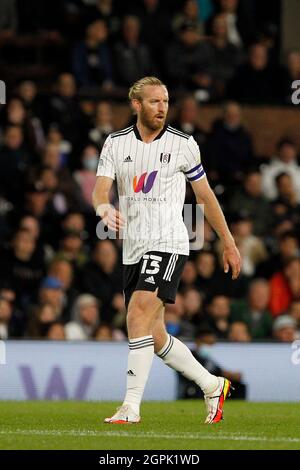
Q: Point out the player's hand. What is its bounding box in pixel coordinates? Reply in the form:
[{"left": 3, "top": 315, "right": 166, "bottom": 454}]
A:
[
  {"left": 223, "top": 243, "right": 242, "bottom": 280},
  {"left": 97, "top": 204, "right": 126, "bottom": 232}
]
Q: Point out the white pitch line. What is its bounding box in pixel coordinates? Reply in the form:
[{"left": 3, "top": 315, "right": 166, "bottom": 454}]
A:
[{"left": 0, "top": 429, "right": 300, "bottom": 444}]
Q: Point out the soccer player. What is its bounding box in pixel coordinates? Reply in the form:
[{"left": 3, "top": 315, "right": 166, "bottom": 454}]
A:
[{"left": 92, "top": 77, "right": 241, "bottom": 424}]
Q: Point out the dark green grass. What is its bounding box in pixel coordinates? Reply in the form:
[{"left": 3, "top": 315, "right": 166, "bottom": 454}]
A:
[{"left": 0, "top": 401, "right": 299, "bottom": 450}]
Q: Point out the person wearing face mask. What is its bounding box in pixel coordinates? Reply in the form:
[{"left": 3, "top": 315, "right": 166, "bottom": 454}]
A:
[
  {"left": 73, "top": 144, "right": 99, "bottom": 210},
  {"left": 177, "top": 326, "right": 246, "bottom": 399}
]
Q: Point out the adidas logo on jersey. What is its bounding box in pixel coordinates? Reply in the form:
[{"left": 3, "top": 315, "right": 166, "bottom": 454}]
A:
[
  {"left": 145, "top": 276, "right": 155, "bottom": 285},
  {"left": 124, "top": 156, "right": 133, "bottom": 162},
  {"left": 127, "top": 369, "right": 136, "bottom": 376}
]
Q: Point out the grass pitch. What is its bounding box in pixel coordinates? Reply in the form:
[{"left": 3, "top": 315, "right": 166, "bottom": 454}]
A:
[{"left": 0, "top": 401, "right": 299, "bottom": 450}]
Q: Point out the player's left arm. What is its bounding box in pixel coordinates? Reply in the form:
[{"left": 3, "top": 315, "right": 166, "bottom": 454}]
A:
[{"left": 191, "top": 176, "right": 241, "bottom": 280}]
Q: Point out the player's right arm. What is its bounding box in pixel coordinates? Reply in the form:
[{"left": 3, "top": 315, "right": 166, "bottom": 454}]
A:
[
  {"left": 92, "top": 176, "right": 125, "bottom": 232},
  {"left": 92, "top": 135, "right": 125, "bottom": 232}
]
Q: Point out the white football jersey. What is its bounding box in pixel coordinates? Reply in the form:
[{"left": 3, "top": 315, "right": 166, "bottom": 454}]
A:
[{"left": 97, "top": 124, "right": 206, "bottom": 264}]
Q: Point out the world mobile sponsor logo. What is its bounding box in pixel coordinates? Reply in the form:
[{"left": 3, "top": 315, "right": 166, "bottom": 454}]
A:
[{"left": 133, "top": 171, "right": 158, "bottom": 193}]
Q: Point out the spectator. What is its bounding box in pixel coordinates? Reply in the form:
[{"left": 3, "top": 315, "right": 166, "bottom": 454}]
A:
[
  {"left": 18, "top": 214, "right": 40, "bottom": 241},
  {"left": 16, "top": 81, "right": 42, "bottom": 120},
  {"left": 62, "top": 211, "right": 87, "bottom": 235},
  {"left": 79, "top": 240, "right": 122, "bottom": 322},
  {"left": 41, "top": 142, "right": 84, "bottom": 211},
  {"left": 27, "top": 303, "right": 58, "bottom": 338},
  {"left": 228, "top": 171, "right": 273, "bottom": 236},
  {"left": 228, "top": 43, "right": 278, "bottom": 104},
  {"left": 4, "top": 98, "right": 45, "bottom": 155},
  {"left": 256, "top": 231, "right": 300, "bottom": 280},
  {"left": 261, "top": 139, "right": 300, "bottom": 203},
  {"left": 84, "top": 0, "right": 120, "bottom": 38},
  {"left": 195, "top": 250, "right": 219, "bottom": 297},
  {"left": 18, "top": 213, "right": 54, "bottom": 263},
  {"left": 272, "top": 173, "right": 300, "bottom": 225},
  {"left": 30, "top": 167, "right": 74, "bottom": 225},
  {"left": 273, "top": 315, "right": 297, "bottom": 343},
  {"left": 0, "top": 228, "right": 46, "bottom": 310},
  {"left": 65, "top": 294, "right": 100, "bottom": 340},
  {"left": 46, "top": 124, "right": 72, "bottom": 164},
  {"left": 182, "top": 287, "right": 204, "bottom": 328},
  {"left": 88, "top": 101, "right": 114, "bottom": 148},
  {"left": 55, "top": 229, "right": 88, "bottom": 270},
  {"left": 37, "top": 277, "right": 65, "bottom": 319},
  {"left": 231, "top": 279, "right": 273, "bottom": 339},
  {"left": 177, "top": 326, "right": 246, "bottom": 399},
  {"left": 114, "top": 16, "right": 154, "bottom": 88},
  {"left": 47, "top": 73, "right": 86, "bottom": 148},
  {"left": 228, "top": 321, "right": 251, "bottom": 342},
  {"left": 198, "top": 13, "right": 242, "bottom": 97},
  {"left": 173, "top": 0, "right": 204, "bottom": 36},
  {"left": 47, "top": 259, "right": 78, "bottom": 322},
  {"left": 165, "top": 22, "right": 210, "bottom": 93},
  {"left": 164, "top": 293, "right": 195, "bottom": 339},
  {"left": 179, "top": 260, "right": 198, "bottom": 291},
  {"left": 171, "top": 95, "right": 207, "bottom": 148},
  {"left": 195, "top": 249, "right": 247, "bottom": 298},
  {"left": 73, "top": 145, "right": 99, "bottom": 210},
  {"left": 269, "top": 257, "right": 300, "bottom": 317},
  {"left": 0, "top": 286, "right": 25, "bottom": 337},
  {"left": 207, "top": 101, "right": 253, "bottom": 182},
  {"left": 72, "top": 20, "right": 113, "bottom": 88},
  {"left": 95, "top": 323, "right": 113, "bottom": 340},
  {"left": 217, "top": 213, "right": 267, "bottom": 277},
  {"left": 218, "top": 0, "right": 253, "bottom": 47},
  {"left": 131, "top": 0, "right": 172, "bottom": 68},
  {"left": 0, "top": 126, "right": 29, "bottom": 203},
  {"left": 20, "top": 181, "right": 61, "bottom": 247},
  {"left": 47, "top": 322, "right": 66, "bottom": 340},
  {"left": 205, "top": 294, "right": 231, "bottom": 338}
]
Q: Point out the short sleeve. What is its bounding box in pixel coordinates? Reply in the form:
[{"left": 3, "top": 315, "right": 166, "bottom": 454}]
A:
[
  {"left": 96, "top": 135, "right": 116, "bottom": 180},
  {"left": 182, "top": 136, "right": 206, "bottom": 183}
]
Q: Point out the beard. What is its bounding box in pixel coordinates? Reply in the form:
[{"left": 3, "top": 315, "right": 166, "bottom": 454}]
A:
[{"left": 139, "top": 107, "right": 166, "bottom": 131}]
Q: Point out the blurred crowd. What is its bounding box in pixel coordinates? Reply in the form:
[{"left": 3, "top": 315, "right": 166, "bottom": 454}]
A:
[
  {"left": 0, "top": 0, "right": 300, "bottom": 343},
  {"left": 0, "top": 0, "right": 298, "bottom": 104}
]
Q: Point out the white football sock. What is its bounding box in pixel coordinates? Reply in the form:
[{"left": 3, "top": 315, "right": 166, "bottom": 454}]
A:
[
  {"left": 157, "top": 335, "right": 219, "bottom": 395},
  {"left": 123, "top": 335, "right": 154, "bottom": 416}
]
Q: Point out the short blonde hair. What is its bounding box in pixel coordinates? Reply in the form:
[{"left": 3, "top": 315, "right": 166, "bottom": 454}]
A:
[{"left": 128, "top": 76, "right": 166, "bottom": 101}]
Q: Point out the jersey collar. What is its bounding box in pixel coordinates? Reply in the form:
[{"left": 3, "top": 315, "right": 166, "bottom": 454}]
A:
[{"left": 133, "top": 124, "right": 168, "bottom": 142}]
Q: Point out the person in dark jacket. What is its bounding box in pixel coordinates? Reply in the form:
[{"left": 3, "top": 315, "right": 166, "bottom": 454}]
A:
[
  {"left": 79, "top": 240, "right": 122, "bottom": 323},
  {"left": 72, "top": 20, "right": 113, "bottom": 88},
  {"left": 228, "top": 43, "right": 281, "bottom": 104},
  {"left": 113, "top": 16, "right": 154, "bottom": 88},
  {"left": 207, "top": 101, "right": 254, "bottom": 183}
]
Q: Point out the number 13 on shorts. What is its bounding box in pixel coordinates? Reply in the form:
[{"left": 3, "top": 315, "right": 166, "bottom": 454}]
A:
[{"left": 141, "top": 254, "right": 163, "bottom": 275}]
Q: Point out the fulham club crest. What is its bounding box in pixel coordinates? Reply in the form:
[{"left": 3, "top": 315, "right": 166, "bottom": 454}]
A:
[{"left": 160, "top": 152, "right": 171, "bottom": 165}]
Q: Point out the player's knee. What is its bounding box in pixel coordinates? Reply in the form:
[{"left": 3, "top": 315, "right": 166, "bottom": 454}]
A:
[
  {"left": 127, "top": 304, "right": 144, "bottom": 324},
  {"left": 128, "top": 291, "right": 158, "bottom": 315}
]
